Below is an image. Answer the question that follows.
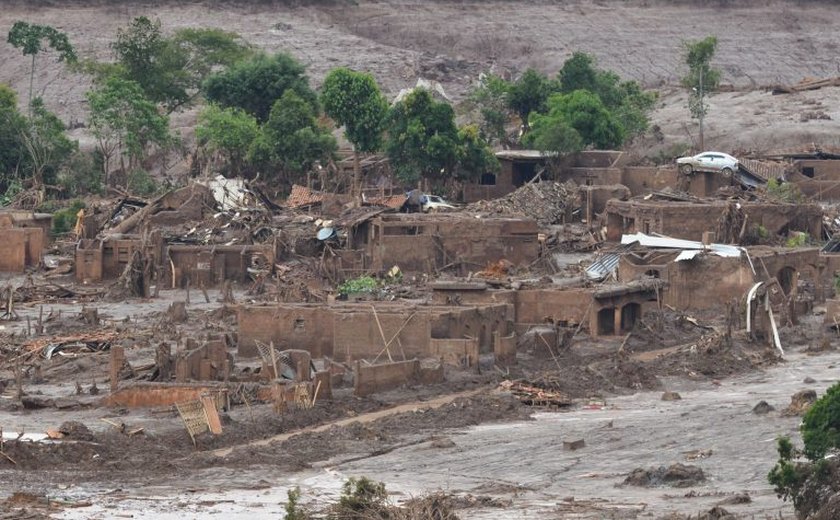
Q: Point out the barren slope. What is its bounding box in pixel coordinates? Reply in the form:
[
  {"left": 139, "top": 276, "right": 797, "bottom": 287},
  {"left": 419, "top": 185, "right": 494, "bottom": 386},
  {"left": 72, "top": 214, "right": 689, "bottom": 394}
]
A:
[{"left": 1, "top": 0, "right": 839, "bottom": 153}]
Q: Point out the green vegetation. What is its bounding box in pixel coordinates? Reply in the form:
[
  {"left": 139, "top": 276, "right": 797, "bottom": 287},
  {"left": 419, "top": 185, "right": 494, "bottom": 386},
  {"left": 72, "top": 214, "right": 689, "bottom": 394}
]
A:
[
  {"left": 7, "top": 22, "right": 77, "bottom": 113},
  {"left": 384, "top": 88, "right": 461, "bottom": 185},
  {"left": 467, "top": 52, "right": 655, "bottom": 160},
  {"left": 51, "top": 199, "right": 85, "bottom": 235},
  {"left": 682, "top": 36, "right": 719, "bottom": 149},
  {"left": 321, "top": 67, "right": 388, "bottom": 193},
  {"left": 108, "top": 17, "right": 253, "bottom": 112},
  {"left": 766, "top": 178, "right": 804, "bottom": 203},
  {"left": 337, "top": 275, "right": 379, "bottom": 296},
  {"left": 507, "top": 68, "right": 555, "bottom": 130},
  {"left": 247, "top": 90, "right": 337, "bottom": 187},
  {"left": 203, "top": 52, "right": 318, "bottom": 123},
  {"left": 86, "top": 76, "right": 172, "bottom": 185},
  {"left": 768, "top": 382, "right": 840, "bottom": 517},
  {"left": 196, "top": 104, "right": 260, "bottom": 176},
  {"left": 785, "top": 232, "right": 808, "bottom": 248},
  {"left": 283, "top": 487, "right": 310, "bottom": 520}
]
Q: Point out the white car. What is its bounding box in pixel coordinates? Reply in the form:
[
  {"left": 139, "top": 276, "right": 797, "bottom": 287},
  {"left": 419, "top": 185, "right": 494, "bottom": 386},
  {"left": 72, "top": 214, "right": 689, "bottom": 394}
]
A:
[
  {"left": 421, "top": 195, "right": 456, "bottom": 212},
  {"left": 676, "top": 151, "right": 739, "bottom": 177}
]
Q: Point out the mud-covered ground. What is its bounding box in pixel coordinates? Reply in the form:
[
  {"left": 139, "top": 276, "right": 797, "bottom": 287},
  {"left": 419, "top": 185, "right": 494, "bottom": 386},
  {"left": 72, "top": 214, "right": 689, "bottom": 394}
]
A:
[{"left": 1, "top": 280, "right": 834, "bottom": 518}]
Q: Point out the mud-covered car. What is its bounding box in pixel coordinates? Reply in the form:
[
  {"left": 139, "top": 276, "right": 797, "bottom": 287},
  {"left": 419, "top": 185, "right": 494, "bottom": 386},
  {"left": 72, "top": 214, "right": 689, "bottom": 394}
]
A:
[{"left": 676, "top": 151, "right": 739, "bottom": 177}]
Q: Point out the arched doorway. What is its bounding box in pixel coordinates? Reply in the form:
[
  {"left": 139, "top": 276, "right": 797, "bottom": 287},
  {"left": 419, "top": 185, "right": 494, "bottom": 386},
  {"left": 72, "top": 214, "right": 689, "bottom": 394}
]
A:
[
  {"left": 621, "top": 303, "right": 641, "bottom": 333},
  {"left": 778, "top": 266, "right": 796, "bottom": 296},
  {"left": 597, "top": 308, "right": 615, "bottom": 335}
]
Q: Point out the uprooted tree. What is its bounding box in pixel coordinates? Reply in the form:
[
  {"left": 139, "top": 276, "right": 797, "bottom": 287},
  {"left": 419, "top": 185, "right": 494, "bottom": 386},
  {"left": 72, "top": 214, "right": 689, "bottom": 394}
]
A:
[{"left": 768, "top": 382, "right": 840, "bottom": 518}]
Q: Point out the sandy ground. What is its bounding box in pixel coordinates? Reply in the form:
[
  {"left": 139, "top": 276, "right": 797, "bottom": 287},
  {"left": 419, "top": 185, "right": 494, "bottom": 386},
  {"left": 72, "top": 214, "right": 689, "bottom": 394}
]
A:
[
  {"left": 1, "top": 0, "right": 840, "bottom": 155},
  {"left": 38, "top": 344, "right": 838, "bottom": 519}
]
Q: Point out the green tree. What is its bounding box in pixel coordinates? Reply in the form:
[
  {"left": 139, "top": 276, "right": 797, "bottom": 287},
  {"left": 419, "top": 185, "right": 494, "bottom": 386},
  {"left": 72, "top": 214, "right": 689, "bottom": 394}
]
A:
[
  {"left": 7, "top": 21, "right": 77, "bottom": 115},
  {"left": 507, "top": 68, "right": 556, "bottom": 130},
  {"left": 557, "top": 52, "right": 599, "bottom": 94},
  {"left": 802, "top": 382, "right": 840, "bottom": 460},
  {"left": 86, "top": 76, "right": 171, "bottom": 184},
  {"left": 110, "top": 17, "right": 253, "bottom": 112},
  {"left": 557, "top": 52, "right": 656, "bottom": 141},
  {"left": 195, "top": 104, "right": 259, "bottom": 176},
  {"left": 522, "top": 115, "right": 583, "bottom": 158},
  {"left": 248, "top": 90, "right": 336, "bottom": 186},
  {"left": 528, "top": 90, "right": 624, "bottom": 151},
  {"left": 20, "top": 97, "right": 77, "bottom": 194},
  {"left": 682, "top": 36, "right": 720, "bottom": 150},
  {"left": 768, "top": 383, "right": 840, "bottom": 517},
  {"left": 321, "top": 67, "right": 388, "bottom": 195},
  {"left": 203, "top": 52, "right": 318, "bottom": 123},
  {"left": 384, "top": 88, "right": 461, "bottom": 186},
  {"left": 468, "top": 73, "right": 512, "bottom": 145},
  {"left": 456, "top": 124, "right": 499, "bottom": 182},
  {"left": 0, "top": 84, "right": 29, "bottom": 194}
]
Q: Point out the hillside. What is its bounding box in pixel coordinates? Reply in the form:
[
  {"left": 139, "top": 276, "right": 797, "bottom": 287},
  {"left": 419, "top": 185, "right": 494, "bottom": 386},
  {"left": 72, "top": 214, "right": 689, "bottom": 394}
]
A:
[{"left": 1, "top": 0, "right": 839, "bottom": 155}]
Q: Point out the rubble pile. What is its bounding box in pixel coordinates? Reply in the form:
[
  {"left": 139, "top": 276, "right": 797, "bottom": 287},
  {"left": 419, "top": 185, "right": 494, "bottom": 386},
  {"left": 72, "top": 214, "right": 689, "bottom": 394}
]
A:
[{"left": 465, "top": 181, "right": 578, "bottom": 226}]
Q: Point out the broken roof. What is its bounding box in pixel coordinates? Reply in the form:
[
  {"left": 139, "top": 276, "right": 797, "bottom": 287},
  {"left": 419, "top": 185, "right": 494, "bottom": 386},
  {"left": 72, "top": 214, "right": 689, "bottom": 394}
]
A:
[
  {"left": 286, "top": 185, "right": 325, "bottom": 208},
  {"left": 621, "top": 232, "right": 742, "bottom": 259}
]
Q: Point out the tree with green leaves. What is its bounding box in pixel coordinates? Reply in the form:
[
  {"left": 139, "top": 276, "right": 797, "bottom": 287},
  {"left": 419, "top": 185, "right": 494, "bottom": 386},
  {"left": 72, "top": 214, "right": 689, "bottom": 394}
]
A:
[
  {"left": 384, "top": 88, "right": 461, "bottom": 186},
  {"left": 195, "top": 104, "right": 259, "bottom": 176},
  {"left": 247, "top": 90, "right": 336, "bottom": 187},
  {"left": 468, "top": 73, "right": 512, "bottom": 145},
  {"left": 86, "top": 76, "right": 171, "bottom": 185},
  {"left": 0, "top": 84, "right": 29, "bottom": 197},
  {"left": 507, "top": 69, "right": 556, "bottom": 131},
  {"left": 20, "top": 97, "right": 77, "bottom": 195},
  {"left": 110, "top": 17, "right": 253, "bottom": 112},
  {"left": 768, "top": 383, "right": 840, "bottom": 517},
  {"left": 527, "top": 90, "right": 624, "bottom": 153},
  {"left": 321, "top": 67, "right": 388, "bottom": 195},
  {"left": 557, "top": 52, "right": 656, "bottom": 141},
  {"left": 203, "top": 52, "right": 318, "bottom": 123},
  {"left": 7, "top": 22, "right": 77, "bottom": 115},
  {"left": 682, "top": 36, "right": 720, "bottom": 150},
  {"left": 456, "top": 124, "right": 499, "bottom": 182}
]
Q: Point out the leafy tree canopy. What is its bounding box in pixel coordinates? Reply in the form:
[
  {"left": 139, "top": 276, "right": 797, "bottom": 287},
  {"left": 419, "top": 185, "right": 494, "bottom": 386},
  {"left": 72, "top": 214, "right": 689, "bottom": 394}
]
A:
[
  {"left": 203, "top": 52, "right": 318, "bottom": 123},
  {"left": 7, "top": 21, "right": 76, "bottom": 61},
  {"left": 111, "top": 17, "right": 253, "bottom": 112},
  {"left": 384, "top": 88, "right": 461, "bottom": 185},
  {"left": 195, "top": 104, "right": 259, "bottom": 176},
  {"left": 321, "top": 67, "right": 387, "bottom": 154},
  {"left": 527, "top": 90, "right": 624, "bottom": 152},
  {"left": 86, "top": 76, "right": 171, "bottom": 179},
  {"left": 558, "top": 52, "right": 656, "bottom": 139},
  {"left": 456, "top": 124, "right": 499, "bottom": 181},
  {"left": 467, "top": 73, "right": 511, "bottom": 145},
  {"left": 248, "top": 90, "right": 336, "bottom": 183},
  {"left": 507, "top": 68, "right": 556, "bottom": 128},
  {"left": 0, "top": 84, "right": 29, "bottom": 193}
]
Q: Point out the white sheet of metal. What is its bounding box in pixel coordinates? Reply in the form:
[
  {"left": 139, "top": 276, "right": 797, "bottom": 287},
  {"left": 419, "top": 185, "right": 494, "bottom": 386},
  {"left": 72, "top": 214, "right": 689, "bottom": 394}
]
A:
[{"left": 620, "top": 232, "right": 741, "bottom": 258}]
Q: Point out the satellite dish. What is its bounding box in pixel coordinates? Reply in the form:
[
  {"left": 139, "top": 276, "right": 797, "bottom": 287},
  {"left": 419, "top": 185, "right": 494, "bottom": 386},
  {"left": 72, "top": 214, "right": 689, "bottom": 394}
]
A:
[{"left": 317, "top": 227, "right": 336, "bottom": 241}]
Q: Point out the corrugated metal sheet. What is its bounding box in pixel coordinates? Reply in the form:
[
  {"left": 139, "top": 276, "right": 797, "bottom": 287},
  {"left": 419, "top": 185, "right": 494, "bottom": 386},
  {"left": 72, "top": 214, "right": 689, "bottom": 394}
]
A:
[
  {"left": 585, "top": 242, "right": 637, "bottom": 281},
  {"left": 621, "top": 232, "right": 741, "bottom": 258}
]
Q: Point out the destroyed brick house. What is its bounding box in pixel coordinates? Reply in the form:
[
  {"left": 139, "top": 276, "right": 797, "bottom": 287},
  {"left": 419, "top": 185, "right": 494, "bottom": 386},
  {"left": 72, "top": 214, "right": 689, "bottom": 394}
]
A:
[{"left": 0, "top": 210, "right": 52, "bottom": 272}]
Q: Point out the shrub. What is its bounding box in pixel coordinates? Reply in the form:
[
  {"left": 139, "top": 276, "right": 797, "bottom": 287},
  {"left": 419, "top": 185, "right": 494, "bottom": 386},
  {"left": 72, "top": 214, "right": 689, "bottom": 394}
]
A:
[
  {"left": 51, "top": 199, "right": 86, "bottom": 235},
  {"left": 338, "top": 275, "right": 378, "bottom": 296},
  {"left": 126, "top": 169, "right": 159, "bottom": 197}
]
